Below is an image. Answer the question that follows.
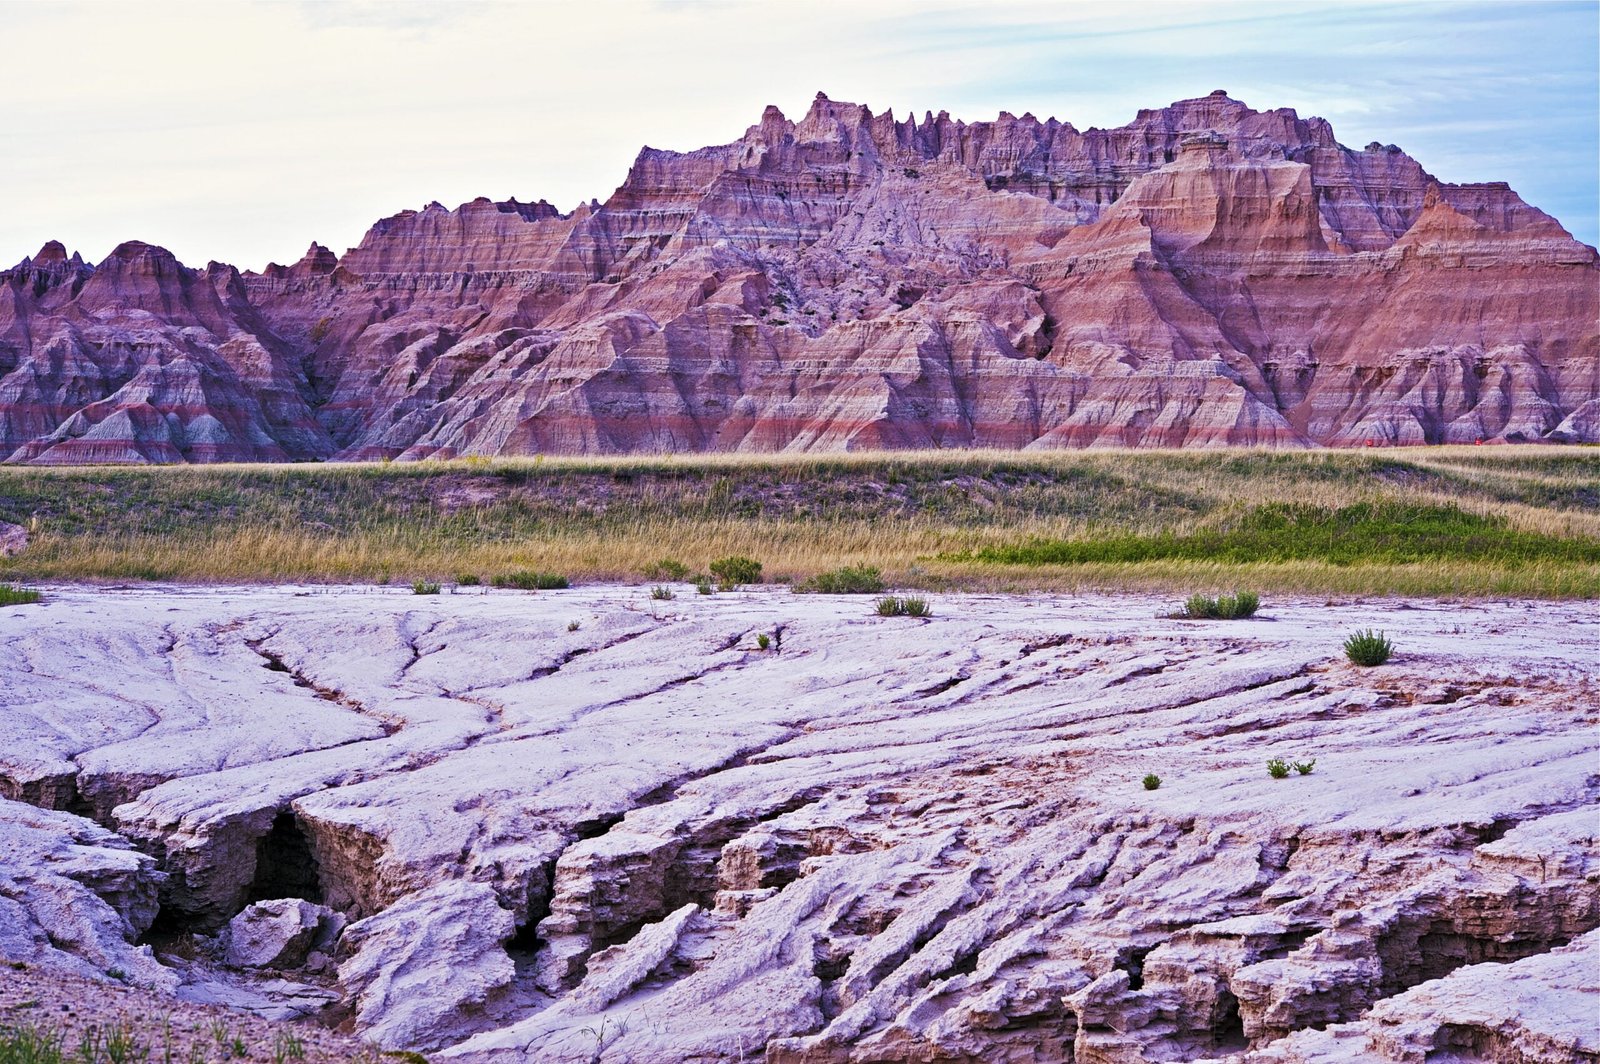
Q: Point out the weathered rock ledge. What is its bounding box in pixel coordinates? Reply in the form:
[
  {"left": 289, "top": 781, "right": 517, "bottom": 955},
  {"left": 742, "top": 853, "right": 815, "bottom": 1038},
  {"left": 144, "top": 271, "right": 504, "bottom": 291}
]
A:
[{"left": 1, "top": 586, "right": 1595, "bottom": 1061}]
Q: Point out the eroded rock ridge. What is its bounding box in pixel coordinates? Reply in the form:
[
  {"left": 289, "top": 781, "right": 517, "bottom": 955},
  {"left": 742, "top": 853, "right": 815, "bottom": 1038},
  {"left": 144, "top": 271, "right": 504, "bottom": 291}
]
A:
[{"left": 3, "top": 91, "right": 1597, "bottom": 461}]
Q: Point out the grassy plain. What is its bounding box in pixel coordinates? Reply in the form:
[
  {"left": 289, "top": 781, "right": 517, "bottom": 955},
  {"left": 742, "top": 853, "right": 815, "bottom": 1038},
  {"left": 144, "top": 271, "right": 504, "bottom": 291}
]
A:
[{"left": 0, "top": 447, "right": 1595, "bottom": 597}]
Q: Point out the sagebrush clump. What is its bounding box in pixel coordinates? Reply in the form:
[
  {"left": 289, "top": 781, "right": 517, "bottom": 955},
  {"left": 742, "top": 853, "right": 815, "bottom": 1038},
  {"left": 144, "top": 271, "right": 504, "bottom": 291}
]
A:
[
  {"left": 1142, "top": 773, "right": 1161, "bottom": 791},
  {"left": 1344, "top": 629, "right": 1393, "bottom": 666},
  {"left": 709, "top": 555, "right": 762, "bottom": 590},
  {"left": 1183, "top": 590, "right": 1259, "bottom": 619},
  {"left": 795, "top": 565, "right": 885, "bottom": 594},
  {"left": 650, "top": 585, "right": 675, "bottom": 600},
  {"left": 645, "top": 558, "right": 691, "bottom": 581},
  {"left": 411, "top": 580, "right": 440, "bottom": 595}
]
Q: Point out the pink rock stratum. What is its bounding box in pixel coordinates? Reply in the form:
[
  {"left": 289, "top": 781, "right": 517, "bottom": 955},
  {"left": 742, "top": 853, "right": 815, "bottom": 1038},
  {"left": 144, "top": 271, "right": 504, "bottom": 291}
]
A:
[
  {"left": 1, "top": 91, "right": 1596, "bottom": 461},
  {"left": 0, "top": 585, "right": 1595, "bottom": 1061}
]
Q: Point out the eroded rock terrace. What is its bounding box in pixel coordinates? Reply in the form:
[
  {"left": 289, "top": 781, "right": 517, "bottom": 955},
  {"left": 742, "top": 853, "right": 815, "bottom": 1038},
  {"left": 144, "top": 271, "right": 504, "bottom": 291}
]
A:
[{"left": 1, "top": 586, "right": 1595, "bottom": 1062}]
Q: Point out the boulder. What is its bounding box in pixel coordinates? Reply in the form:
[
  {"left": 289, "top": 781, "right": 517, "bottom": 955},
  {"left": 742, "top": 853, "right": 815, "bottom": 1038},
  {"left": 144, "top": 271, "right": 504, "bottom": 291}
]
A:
[{"left": 223, "top": 898, "right": 344, "bottom": 970}]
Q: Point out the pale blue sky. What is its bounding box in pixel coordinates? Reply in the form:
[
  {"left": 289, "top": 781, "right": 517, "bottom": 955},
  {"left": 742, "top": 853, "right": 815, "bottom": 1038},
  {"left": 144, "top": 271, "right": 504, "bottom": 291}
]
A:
[{"left": 2, "top": 0, "right": 1594, "bottom": 269}]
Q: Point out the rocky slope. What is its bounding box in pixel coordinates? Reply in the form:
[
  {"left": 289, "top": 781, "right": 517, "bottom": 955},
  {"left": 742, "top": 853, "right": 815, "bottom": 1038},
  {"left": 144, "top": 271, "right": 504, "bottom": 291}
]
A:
[
  {"left": 1, "top": 585, "right": 1595, "bottom": 1061},
  {"left": 2, "top": 91, "right": 1596, "bottom": 462}
]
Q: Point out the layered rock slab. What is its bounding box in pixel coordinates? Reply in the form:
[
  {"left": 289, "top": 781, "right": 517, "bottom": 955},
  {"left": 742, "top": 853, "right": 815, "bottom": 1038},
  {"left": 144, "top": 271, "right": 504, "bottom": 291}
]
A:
[{"left": 0, "top": 586, "right": 1595, "bottom": 1061}]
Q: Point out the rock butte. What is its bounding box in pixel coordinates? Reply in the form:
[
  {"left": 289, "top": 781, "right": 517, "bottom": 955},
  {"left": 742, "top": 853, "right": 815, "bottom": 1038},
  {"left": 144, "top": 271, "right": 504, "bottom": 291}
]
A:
[
  {"left": 1, "top": 585, "right": 1596, "bottom": 1062},
  {"left": 1, "top": 90, "right": 1597, "bottom": 462}
]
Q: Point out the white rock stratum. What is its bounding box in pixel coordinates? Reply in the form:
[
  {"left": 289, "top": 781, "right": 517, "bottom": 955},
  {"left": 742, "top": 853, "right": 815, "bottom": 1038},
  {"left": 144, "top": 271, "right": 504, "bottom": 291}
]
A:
[{"left": 0, "top": 586, "right": 1595, "bottom": 1062}]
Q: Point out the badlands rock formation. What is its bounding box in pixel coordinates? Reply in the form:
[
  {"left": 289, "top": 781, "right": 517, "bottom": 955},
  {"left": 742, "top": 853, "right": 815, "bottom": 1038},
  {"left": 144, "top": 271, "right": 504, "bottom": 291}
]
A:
[
  {"left": 1, "top": 585, "right": 1596, "bottom": 1062},
  {"left": 2, "top": 91, "right": 1597, "bottom": 461}
]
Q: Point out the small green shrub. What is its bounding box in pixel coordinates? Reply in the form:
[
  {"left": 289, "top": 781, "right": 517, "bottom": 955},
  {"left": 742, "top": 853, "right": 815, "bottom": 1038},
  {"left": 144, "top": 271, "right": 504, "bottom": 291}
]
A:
[
  {"left": 1, "top": 1024, "right": 64, "bottom": 1064},
  {"left": 650, "top": 585, "right": 675, "bottom": 601},
  {"left": 456, "top": 573, "right": 481, "bottom": 586},
  {"left": 645, "top": 558, "right": 690, "bottom": 581},
  {"left": 1344, "top": 629, "right": 1393, "bottom": 666},
  {"left": 709, "top": 555, "right": 762, "bottom": 590},
  {"left": 273, "top": 1030, "right": 305, "bottom": 1064},
  {"left": 411, "top": 580, "right": 440, "bottom": 595},
  {"left": 1142, "top": 773, "right": 1161, "bottom": 791},
  {"left": 1266, "top": 758, "right": 1290, "bottom": 779},
  {"left": 494, "top": 570, "right": 569, "bottom": 590},
  {"left": 876, "top": 595, "right": 931, "bottom": 617},
  {"left": 757, "top": 633, "right": 771, "bottom": 651},
  {"left": 695, "top": 577, "right": 714, "bottom": 595},
  {"left": 796, "top": 565, "right": 885, "bottom": 594},
  {"left": 1183, "top": 590, "right": 1259, "bottom": 619},
  {"left": 103, "top": 1024, "right": 144, "bottom": 1064},
  {"left": 567, "top": 620, "right": 580, "bottom": 632},
  {"left": 0, "top": 585, "right": 41, "bottom": 606},
  {"left": 1293, "top": 759, "right": 1316, "bottom": 776}
]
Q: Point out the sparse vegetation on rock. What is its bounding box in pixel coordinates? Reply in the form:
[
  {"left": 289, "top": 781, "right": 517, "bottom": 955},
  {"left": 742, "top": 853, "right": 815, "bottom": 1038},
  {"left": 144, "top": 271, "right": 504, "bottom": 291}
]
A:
[{"left": 1344, "top": 629, "right": 1394, "bottom": 666}]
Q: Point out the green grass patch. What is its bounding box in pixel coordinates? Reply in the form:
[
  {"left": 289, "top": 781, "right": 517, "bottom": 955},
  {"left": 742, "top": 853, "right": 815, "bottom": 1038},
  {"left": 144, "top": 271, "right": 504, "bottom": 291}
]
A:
[
  {"left": 0, "top": 585, "right": 41, "bottom": 606},
  {"left": 963, "top": 502, "right": 1600, "bottom": 569}
]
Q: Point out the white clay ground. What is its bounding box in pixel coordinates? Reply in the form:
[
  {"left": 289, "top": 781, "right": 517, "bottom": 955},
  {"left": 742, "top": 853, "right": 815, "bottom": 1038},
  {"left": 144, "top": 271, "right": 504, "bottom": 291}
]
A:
[{"left": 1, "top": 585, "right": 1595, "bottom": 1063}]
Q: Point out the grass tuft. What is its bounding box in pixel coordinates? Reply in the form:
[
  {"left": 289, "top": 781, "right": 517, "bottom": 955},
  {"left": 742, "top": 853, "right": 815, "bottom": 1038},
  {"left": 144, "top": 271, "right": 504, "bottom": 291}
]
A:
[
  {"left": 1344, "top": 630, "right": 1393, "bottom": 666},
  {"left": 411, "top": 580, "right": 440, "bottom": 595},
  {"left": 876, "top": 595, "right": 931, "bottom": 617},
  {"left": 0, "top": 585, "right": 41, "bottom": 606},
  {"left": 1142, "top": 773, "right": 1161, "bottom": 791},
  {"left": 1182, "top": 590, "right": 1259, "bottom": 619}
]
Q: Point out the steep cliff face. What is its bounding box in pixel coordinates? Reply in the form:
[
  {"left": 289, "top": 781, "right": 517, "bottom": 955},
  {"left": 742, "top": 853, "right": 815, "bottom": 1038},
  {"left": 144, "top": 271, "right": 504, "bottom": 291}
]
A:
[{"left": 3, "top": 91, "right": 1595, "bottom": 462}]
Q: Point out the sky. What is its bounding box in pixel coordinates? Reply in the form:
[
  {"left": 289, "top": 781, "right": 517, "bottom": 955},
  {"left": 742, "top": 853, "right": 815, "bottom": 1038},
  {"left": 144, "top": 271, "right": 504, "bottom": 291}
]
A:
[{"left": 2, "top": 0, "right": 1595, "bottom": 269}]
